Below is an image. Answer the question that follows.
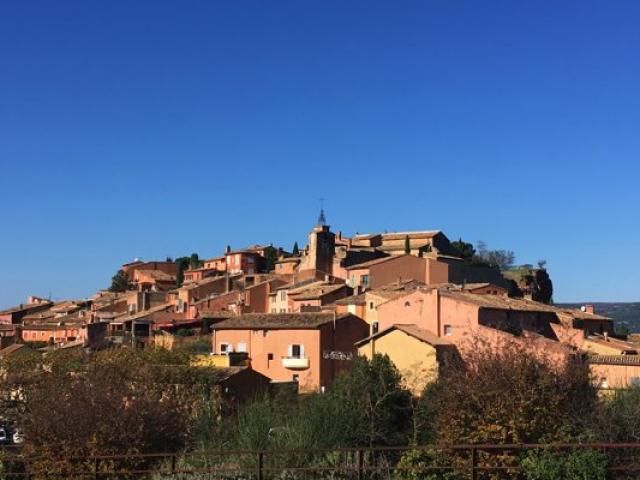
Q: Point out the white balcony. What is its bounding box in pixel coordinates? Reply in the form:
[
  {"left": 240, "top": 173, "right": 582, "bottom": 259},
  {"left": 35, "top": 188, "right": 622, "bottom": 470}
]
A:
[{"left": 281, "top": 356, "right": 310, "bottom": 369}]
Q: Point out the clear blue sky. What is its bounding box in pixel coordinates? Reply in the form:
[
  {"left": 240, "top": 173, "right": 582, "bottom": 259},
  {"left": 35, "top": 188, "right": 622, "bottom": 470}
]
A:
[{"left": 1, "top": 1, "right": 638, "bottom": 306}]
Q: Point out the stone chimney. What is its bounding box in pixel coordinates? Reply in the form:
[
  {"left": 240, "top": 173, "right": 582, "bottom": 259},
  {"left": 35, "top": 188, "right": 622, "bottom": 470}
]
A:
[{"left": 584, "top": 304, "right": 595, "bottom": 314}]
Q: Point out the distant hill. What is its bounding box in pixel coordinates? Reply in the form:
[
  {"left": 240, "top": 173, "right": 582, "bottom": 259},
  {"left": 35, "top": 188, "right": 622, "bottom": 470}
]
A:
[{"left": 558, "top": 302, "right": 640, "bottom": 333}]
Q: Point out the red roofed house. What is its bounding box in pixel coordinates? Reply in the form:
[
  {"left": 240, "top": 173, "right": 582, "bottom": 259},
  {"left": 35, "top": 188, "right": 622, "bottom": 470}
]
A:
[{"left": 211, "top": 313, "right": 369, "bottom": 393}]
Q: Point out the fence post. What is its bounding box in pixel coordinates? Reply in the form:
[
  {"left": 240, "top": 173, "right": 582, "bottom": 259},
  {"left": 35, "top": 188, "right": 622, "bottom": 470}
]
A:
[
  {"left": 470, "top": 447, "right": 477, "bottom": 480},
  {"left": 171, "top": 454, "right": 177, "bottom": 473},
  {"left": 94, "top": 456, "right": 99, "bottom": 480},
  {"left": 257, "top": 450, "right": 264, "bottom": 480},
  {"left": 357, "top": 449, "right": 364, "bottom": 480}
]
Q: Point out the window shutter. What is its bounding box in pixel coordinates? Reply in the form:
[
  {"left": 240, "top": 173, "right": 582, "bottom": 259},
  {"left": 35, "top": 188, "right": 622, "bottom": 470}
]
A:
[
  {"left": 288, "top": 344, "right": 293, "bottom": 357},
  {"left": 300, "top": 344, "right": 305, "bottom": 357}
]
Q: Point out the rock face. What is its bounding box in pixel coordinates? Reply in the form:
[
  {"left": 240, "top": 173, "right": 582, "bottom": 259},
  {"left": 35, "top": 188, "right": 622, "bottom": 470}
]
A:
[{"left": 503, "top": 267, "right": 554, "bottom": 304}]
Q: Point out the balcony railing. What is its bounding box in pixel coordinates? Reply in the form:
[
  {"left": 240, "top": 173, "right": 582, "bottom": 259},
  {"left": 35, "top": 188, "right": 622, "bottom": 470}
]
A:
[{"left": 281, "top": 356, "right": 309, "bottom": 369}]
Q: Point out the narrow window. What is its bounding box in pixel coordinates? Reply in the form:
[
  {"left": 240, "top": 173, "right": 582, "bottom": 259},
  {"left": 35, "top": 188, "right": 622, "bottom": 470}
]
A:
[{"left": 444, "top": 325, "right": 453, "bottom": 336}]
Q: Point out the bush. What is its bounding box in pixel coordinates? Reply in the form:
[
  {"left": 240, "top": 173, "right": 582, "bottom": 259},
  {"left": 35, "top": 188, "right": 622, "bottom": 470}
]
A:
[
  {"left": 16, "top": 348, "right": 223, "bottom": 476},
  {"left": 521, "top": 448, "right": 564, "bottom": 480},
  {"left": 394, "top": 448, "right": 456, "bottom": 480},
  {"left": 521, "top": 448, "right": 607, "bottom": 480},
  {"left": 425, "top": 341, "right": 598, "bottom": 446}
]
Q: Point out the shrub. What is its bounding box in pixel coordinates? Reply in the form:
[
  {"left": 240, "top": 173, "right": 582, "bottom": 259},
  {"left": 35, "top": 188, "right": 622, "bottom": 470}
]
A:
[
  {"left": 394, "top": 448, "right": 456, "bottom": 480},
  {"left": 521, "top": 448, "right": 607, "bottom": 480},
  {"left": 425, "top": 341, "right": 598, "bottom": 446},
  {"left": 17, "top": 348, "right": 222, "bottom": 476}
]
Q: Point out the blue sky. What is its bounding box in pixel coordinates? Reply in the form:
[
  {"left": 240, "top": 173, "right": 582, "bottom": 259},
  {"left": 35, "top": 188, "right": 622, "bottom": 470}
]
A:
[{"left": 1, "top": 1, "right": 638, "bottom": 306}]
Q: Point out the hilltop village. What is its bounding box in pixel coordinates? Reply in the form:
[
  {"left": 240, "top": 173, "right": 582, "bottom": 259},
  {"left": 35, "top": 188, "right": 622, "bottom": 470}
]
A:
[{"left": 1, "top": 214, "right": 637, "bottom": 395}]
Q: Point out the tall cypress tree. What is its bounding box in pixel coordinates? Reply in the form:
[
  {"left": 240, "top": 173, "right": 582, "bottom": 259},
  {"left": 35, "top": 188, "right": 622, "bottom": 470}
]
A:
[
  {"left": 404, "top": 235, "right": 411, "bottom": 255},
  {"left": 292, "top": 241, "right": 299, "bottom": 256}
]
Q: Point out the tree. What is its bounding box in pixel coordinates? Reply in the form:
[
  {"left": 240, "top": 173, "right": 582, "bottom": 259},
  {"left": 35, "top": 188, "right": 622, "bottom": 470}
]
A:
[
  {"left": 421, "top": 341, "right": 598, "bottom": 472},
  {"left": 189, "top": 253, "right": 203, "bottom": 270},
  {"left": 474, "top": 241, "right": 515, "bottom": 270},
  {"left": 19, "top": 349, "right": 220, "bottom": 476},
  {"left": 537, "top": 259, "right": 547, "bottom": 270},
  {"left": 292, "top": 241, "right": 299, "bottom": 256},
  {"left": 109, "top": 269, "right": 131, "bottom": 292},
  {"left": 329, "top": 354, "right": 412, "bottom": 447},
  {"left": 404, "top": 235, "right": 411, "bottom": 255},
  {"left": 451, "top": 238, "right": 476, "bottom": 262},
  {"left": 263, "top": 246, "right": 278, "bottom": 272},
  {"left": 174, "top": 256, "right": 192, "bottom": 288}
]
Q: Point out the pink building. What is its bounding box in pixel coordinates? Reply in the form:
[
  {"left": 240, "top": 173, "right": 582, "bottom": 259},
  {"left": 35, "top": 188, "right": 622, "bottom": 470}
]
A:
[
  {"left": 211, "top": 313, "right": 369, "bottom": 392},
  {"left": 225, "top": 251, "right": 262, "bottom": 275},
  {"left": 374, "top": 287, "right": 610, "bottom": 361},
  {"left": 344, "top": 254, "right": 474, "bottom": 290}
]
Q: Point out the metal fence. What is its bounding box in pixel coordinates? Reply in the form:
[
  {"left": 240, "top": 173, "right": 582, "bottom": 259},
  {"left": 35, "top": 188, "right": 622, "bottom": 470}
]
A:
[{"left": 2, "top": 443, "right": 640, "bottom": 479}]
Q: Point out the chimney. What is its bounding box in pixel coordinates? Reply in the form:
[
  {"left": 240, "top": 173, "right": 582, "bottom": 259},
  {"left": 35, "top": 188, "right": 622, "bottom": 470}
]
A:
[
  {"left": 324, "top": 274, "right": 330, "bottom": 283},
  {"left": 584, "top": 304, "right": 595, "bottom": 314},
  {"left": 604, "top": 331, "right": 609, "bottom": 341}
]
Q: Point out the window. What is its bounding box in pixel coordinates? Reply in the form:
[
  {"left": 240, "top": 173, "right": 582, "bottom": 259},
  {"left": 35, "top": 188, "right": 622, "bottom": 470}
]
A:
[
  {"left": 268, "top": 353, "right": 274, "bottom": 360},
  {"left": 219, "top": 343, "right": 231, "bottom": 354},
  {"left": 369, "top": 301, "right": 374, "bottom": 310},
  {"left": 372, "top": 321, "right": 379, "bottom": 334},
  {"left": 404, "top": 301, "right": 411, "bottom": 307},
  {"left": 444, "top": 325, "right": 452, "bottom": 336},
  {"left": 289, "top": 344, "right": 303, "bottom": 358},
  {"left": 237, "top": 342, "right": 247, "bottom": 353},
  {"left": 280, "top": 291, "right": 287, "bottom": 301},
  {"left": 292, "top": 374, "right": 299, "bottom": 382},
  {"left": 360, "top": 275, "right": 370, "bottom": 287},
  {"left": 271, "top": 308, "right": 277, "bottom": 313}
]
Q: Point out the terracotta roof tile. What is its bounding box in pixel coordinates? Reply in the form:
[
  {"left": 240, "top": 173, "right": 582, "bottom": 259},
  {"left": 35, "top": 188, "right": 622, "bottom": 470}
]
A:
[
  {"left": 355, "top": 323, "right": 454, "bottom": 347},
  {"left": 213, "top": 312, "right": 339, "bottom": 330}
]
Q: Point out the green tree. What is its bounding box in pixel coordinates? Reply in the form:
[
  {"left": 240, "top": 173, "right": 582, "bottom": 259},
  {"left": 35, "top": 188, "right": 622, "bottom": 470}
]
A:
[
  {"left": 404, "top": 235, "right": 411, "bottom": 255},
  {"left": 189, "top": 253, "right": 203, "bottom": 270},
  {"left": 292, "top": 241, "right": 300, "bottom": 256},
  {"left": 263, "top": 246, "right": 278, "bottom": 272},
  {"left": 109, "top": 269, "right": 131, "bottom": 292},
  {"left": 329, "top": 354, "right": 412, "bottom": 447},
  {"left": 174, "top": 256, "right": 191, "bottom": 287},
  {"left": 451, "top": 238, "right": 476, "bottom": 262}
]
